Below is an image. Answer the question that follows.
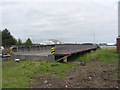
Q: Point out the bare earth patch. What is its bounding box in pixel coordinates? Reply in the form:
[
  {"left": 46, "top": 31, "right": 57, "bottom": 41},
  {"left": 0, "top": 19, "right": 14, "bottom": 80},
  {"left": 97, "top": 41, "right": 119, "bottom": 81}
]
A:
[{"left": 30, "top": 59, "right": 118, "bottom": 88}]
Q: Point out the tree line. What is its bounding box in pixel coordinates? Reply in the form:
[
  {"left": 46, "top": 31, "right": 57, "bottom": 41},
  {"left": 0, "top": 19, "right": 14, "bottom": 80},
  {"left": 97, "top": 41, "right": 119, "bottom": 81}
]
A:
[{"left": 1, "top": 28, "right": 32, "bottom": 48}]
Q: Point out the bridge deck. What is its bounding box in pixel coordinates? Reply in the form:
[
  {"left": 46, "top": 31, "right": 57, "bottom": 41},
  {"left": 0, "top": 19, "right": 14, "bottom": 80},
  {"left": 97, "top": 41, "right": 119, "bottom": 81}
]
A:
[
  {"left": 56, "top": 50, "right": 81, "bottom": 55},
  {"left": 13, "top": 51, "right": 51, "bottom": 56},
  {"left": 13, "top": 48, "right": 96, "bottom": 56},
  {"left": 55, "top": 48, "right": 96, "bottom": 55}
]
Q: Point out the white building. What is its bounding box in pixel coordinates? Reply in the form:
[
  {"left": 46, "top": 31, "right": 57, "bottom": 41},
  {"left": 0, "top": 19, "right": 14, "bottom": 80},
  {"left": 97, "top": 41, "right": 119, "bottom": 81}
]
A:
[
  {"left": 107, "top": 43, "right": 116, "bottom": 46},
  {"left": 44, "top": 39, "right": 62, "bottom": 45}
]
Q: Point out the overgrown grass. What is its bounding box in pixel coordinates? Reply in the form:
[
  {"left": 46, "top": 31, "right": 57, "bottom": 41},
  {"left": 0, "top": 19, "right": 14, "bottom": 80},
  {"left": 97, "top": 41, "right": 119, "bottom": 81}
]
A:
[
  {"left": 2, "top": 47, "right": 119, "bottom": 88},
  {"left": 76, "top": 48, "right": 119, "bottom": 63},
  {"left": 2, "top": 61, "right": 75, "bottom": 88},
  {"left": 0, "top": 61, "right": 2, "bottom": 89}
]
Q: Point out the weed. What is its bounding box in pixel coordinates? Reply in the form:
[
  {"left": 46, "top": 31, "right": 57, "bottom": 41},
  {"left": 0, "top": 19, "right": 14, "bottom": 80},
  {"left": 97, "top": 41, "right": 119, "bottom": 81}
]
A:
[{"left": 76, "top": 48, "right": 118, "bottom": 63}]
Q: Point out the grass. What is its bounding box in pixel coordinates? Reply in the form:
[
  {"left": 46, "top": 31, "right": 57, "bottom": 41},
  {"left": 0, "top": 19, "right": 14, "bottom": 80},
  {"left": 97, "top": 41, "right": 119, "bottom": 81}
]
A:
[
  {"left": 2, "top": 61, "right": 75, "bottom": 88},
  {"left": 2, "top": 47, "right": 119, "bottom": 88},
  {"left": 0, "top": 61, "right": 2, "bottom": 89},
  {"left": 76, "top": 48, "right": 119, "bottom": 63}
]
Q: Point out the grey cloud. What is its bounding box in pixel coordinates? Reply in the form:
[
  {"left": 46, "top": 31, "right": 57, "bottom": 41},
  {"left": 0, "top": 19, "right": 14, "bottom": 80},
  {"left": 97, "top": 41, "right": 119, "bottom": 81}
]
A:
[{"left": 2, "top": 1, "right": 118, "bottom": 43}]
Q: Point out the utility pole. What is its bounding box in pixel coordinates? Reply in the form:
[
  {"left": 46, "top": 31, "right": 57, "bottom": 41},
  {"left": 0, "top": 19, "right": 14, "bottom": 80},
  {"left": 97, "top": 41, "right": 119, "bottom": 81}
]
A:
[{"left": 93, "top": 32, "right": 95, "bottom": 45}]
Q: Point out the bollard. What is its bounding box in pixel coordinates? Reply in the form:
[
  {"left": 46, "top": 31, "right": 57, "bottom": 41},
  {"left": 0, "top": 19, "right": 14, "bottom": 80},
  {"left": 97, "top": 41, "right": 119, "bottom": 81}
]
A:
[
  {"left": 51, "top": 48, "right": 55, "bottom": 55},
  {"left": 9, "top": 48, "right": 12, "bottom": 54}
]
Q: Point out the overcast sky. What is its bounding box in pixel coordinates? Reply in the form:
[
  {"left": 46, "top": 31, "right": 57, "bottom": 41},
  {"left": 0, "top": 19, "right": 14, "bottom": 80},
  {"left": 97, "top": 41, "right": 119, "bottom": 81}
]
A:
[{"left": 0, "top": 0, "right": 119, "bottom": 44}]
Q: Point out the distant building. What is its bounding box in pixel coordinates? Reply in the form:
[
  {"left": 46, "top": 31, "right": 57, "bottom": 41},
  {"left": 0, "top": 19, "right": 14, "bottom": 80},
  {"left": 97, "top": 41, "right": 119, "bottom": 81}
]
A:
[
  {"left": 44, "top": 39, "right": 62, "bottom": 45},
  {"left": 107, "top": 43, "right": 116, "bottom": 46}
]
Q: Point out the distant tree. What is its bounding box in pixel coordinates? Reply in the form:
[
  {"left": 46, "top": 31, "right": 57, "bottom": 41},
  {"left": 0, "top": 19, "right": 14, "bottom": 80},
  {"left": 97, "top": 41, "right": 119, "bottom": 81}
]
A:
[
  {"left": 25, "top": 38, "right": 32, "bottom": 46},
  {"left": 2, "top": 28, "right": 17, "bottom": 48},
  {"left": 17, "top": 38, "right": 22, "bottom": 46}
]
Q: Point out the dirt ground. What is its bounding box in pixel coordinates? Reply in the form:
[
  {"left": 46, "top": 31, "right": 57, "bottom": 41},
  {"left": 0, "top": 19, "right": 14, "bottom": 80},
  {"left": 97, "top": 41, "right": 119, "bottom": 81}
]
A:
[{"left": 30, "top": 59, "right": 119, "bottom": 88}]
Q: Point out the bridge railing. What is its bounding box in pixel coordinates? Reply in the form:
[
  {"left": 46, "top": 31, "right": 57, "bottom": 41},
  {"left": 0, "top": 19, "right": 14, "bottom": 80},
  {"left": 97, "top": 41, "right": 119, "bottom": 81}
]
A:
[
  {"left": 12, "top": 44, "right": 98, "bottom": 54},
  {"left": 12, "top": 45, "right": 55, "bottom": 53}
]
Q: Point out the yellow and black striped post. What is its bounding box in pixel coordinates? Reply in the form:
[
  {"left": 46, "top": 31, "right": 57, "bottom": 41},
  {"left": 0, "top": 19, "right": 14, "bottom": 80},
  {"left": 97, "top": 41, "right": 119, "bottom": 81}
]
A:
[
  {"left": 9, "top": 48, "right": 13, "bottom": 54},
  {"left": 51, "top": 48, "right": 55, "bottom": 55}
]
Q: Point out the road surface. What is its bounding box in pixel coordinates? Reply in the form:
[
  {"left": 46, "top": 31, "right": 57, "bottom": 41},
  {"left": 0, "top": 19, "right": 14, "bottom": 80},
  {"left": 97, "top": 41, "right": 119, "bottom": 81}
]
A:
[{"left": 13, "top": 51, "right": 51, "bottom": 56}]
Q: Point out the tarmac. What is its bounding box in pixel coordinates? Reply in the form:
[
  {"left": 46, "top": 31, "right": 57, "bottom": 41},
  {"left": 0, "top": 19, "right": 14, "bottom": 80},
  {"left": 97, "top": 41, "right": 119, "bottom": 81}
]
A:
[{"left": 13, "top": 51, "right": 51, "bottom": 56}]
